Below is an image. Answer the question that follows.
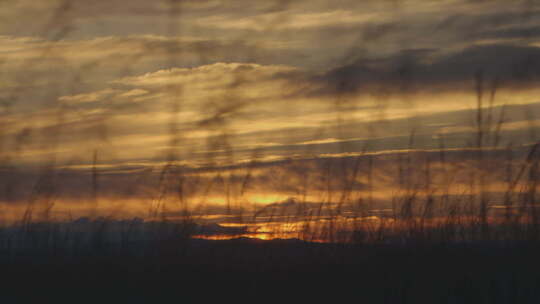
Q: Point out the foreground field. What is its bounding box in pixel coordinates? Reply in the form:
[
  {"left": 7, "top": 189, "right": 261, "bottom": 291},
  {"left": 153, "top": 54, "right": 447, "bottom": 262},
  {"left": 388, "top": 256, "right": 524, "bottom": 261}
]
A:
[{"left": 0, "top": 235, "right": 539, "bottom": 304}]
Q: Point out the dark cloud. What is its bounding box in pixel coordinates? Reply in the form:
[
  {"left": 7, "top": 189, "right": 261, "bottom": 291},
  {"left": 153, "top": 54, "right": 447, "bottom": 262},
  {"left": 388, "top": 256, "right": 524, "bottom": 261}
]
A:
[
  {"left": 434, "top": 44, "right": 540, "bottom": 84},
  {"left": 314, "top": 44, "right": 540, "bottom": 95},
  {"left": 194, "top": 223, "right": 249, "bottom": 236},
  {"left": 478, "top": 25, "right": 540, "bottom": 41}
]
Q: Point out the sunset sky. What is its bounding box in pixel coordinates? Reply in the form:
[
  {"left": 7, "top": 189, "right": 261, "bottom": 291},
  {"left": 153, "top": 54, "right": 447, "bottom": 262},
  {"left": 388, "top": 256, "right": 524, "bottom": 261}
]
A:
[
  {"left": 0, "top": 0, "right": 538, "bottom": 167},
  {"left": 1, "top": 1, "right": 540, "bottom": 225}
]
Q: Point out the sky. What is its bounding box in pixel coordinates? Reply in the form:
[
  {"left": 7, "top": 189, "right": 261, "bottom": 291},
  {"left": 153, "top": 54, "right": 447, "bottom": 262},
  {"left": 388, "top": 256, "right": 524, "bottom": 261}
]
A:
[{"left": 1, "top": 0, "right": 540, "bottom": 227}]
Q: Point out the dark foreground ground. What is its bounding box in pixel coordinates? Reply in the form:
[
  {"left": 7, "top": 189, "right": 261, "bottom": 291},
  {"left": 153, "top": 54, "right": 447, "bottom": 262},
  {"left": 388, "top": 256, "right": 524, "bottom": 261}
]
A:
[{"left": 0, "top": 238, "right": 539, "bottom": 303}]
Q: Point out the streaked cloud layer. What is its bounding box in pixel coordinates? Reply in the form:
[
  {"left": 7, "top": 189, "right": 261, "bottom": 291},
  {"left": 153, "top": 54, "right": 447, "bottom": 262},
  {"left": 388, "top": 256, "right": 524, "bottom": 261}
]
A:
[{"left": 1, "top": 0, "right": 540, "bottom": 169}]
